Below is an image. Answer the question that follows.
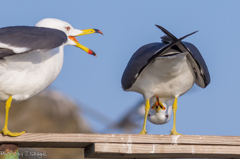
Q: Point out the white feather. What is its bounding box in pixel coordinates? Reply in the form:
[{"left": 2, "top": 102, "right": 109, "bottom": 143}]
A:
[{"left": 0, "top": 46, "right": 64, "bottom": 102}]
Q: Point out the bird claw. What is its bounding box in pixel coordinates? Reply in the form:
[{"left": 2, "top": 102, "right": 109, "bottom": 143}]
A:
[
  {"left": 139, "top": 129, "right": 147, "bottom": 134},
  {"left": 0, "top": 128, "right": 26, "bottom": 137},
  {"left": 169, "top": 129, "right": 182, "bottom": 135}
]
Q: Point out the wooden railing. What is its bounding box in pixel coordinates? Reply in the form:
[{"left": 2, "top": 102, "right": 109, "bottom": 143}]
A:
[{"left": 0, "top": 133, "right": 240, "bottom": 158}]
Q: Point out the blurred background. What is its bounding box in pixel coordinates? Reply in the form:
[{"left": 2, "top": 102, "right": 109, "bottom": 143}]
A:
[{"left": 0, "top": 0, "right": 240, "bottom": 158}]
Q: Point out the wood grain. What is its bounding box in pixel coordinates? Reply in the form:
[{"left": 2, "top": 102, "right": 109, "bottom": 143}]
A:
[
  {"left": 0, "top": 133, "right": 240, "bottom": 147},
  {"left": 85, "top": 143, "right": 240, "bottom": 158},
  {"left": 1, "top": 133, "right": 240, "bottom": 158}
]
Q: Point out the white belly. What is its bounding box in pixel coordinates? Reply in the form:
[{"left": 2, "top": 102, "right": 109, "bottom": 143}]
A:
[
  {"left": 0, "top": 46, "right": 64, "bottom": 102},
  {"left": 128, "top": 52, "right": 195, "bottom": 100}
]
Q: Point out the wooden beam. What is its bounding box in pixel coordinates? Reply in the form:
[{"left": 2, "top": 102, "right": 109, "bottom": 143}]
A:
[
  {"left": 85, "top": 143, "right": 240, "bottom": 158},
  {"left": 1, "top": 133, "right": 240, "bottom": 158},
  {"left": 1, "top": 133, "right": 240, "bottom": 147}
]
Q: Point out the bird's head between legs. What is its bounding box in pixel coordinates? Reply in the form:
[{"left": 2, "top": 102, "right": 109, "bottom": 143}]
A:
[{"left": 147, "top": 95, "right": 172, "bottom": 125}]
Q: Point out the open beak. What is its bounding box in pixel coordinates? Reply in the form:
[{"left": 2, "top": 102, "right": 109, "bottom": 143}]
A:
[
  {"left": 69, "top": 29, "right": 103, "bottom": 57},
  {"left": 151, "top": 95, "right": 166, "bottom": 113},
  {"left": 156, "top": 95, "right": 166, "bottom": 111}
]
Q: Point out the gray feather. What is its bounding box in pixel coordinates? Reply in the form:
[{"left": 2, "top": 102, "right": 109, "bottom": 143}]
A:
[
  {"left": 161, "top": 35, "right": 173, "bottom": 44},
  {"left": 0, "top": 26, "right": 67, "bottom": 58}
]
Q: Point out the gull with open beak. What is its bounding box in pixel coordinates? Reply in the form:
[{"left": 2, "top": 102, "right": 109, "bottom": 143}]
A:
[{"left": 0, "top": 18, "right": 103, "bottom": 136}]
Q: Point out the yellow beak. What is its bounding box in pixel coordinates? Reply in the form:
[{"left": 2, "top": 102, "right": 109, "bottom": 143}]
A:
[
  {"left": 78, "top": 29, "right": 103, "bottom": 36},
  {"left": 69, "top": 29, "right": 103, "bottom": 57},
  {"left": 151, "top": 95, "right": 166, "bottom": 113}
]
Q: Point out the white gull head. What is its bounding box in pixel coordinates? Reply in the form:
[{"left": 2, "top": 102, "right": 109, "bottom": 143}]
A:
[
  {"left": 35, "top": 18, "right": 83, "bottom": 46},
  {"left": 147, "top": 98, "right": 174, "bottom": 125}
]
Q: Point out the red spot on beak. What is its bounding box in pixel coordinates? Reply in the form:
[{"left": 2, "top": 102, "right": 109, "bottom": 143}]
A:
[
  {"left": 69, "top": 36, "right": 97, "bottom": 57},
  {"left": 98, "top": 30, "right": 103, "bottom": 35},
  {"left": 87, "top": 50, "right": 97, "bottom": 56},
  {"left": 94, "top": 29, "right": 103, "bottom": 35}
]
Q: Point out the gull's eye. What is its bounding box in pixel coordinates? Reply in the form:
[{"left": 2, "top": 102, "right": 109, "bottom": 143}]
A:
[{"left": 65, "top": 26, "right": 70, "bottom": 31}]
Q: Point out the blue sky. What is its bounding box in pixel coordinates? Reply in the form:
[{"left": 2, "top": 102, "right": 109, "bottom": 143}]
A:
[{"left": 1, "top": 0, "right": 240, "bottom": 136}]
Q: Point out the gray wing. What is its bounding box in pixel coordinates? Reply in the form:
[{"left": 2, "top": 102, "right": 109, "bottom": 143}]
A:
[
  {"left": 0, "top": 26, "right": 67, "bottom": 58},
  {"left": 121, "top": 43, "right": 167, "bottom": 90},
  {"left": 182, "top": 41, "right": 210, "bottom": 87}
]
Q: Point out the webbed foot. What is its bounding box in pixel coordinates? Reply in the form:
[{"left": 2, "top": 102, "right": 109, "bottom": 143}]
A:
[
  {"left": 170, "top": 129, "right": 182, "bottom": 135},
  {"left": 139, "top": 129, "right": 147, "bottom": 134},
  {"left": 0, "top": 128, "right": 26, "bottom": 137}
]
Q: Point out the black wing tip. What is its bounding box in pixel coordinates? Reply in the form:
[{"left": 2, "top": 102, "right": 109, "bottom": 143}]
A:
[
  {"left": 179, "top": 30, "right": 199, "bottom": 41},
  {"left": 155, "top": 24, "right": 168, "bottom": 33},
  {"left": 155, "top": 25, "right": 173, "bottom": 43},
  {"left": 155, "top": 24, "right": 162, "bottom": 29},
  {"left": 155, "top": 24, "right": 199, "bottom": 41}
]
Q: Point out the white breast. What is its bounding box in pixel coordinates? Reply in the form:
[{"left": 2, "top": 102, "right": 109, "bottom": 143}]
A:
[
  {"left": 0, "top": 46, "right": 64, "bottom": 102},
  {"left": 128, "top": 52, "right": 195, "bottom": 100}
]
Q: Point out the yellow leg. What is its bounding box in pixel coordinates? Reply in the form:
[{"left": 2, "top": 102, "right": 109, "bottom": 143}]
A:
[
  {"left": 170, "top": 97, "right": 182, "bottom": 135},
  {"left": 0, "top": 96, "right": 26, "bottom": 137},
  {"left": 139, "top": 99, "right": 150, "bottom": 134}
]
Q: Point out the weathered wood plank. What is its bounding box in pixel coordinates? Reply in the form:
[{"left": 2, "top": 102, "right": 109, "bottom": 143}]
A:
[
  {"left": 0, "top": 133, "right": 240, "bottom": 158},
  {"left": 1, "top": 133, "right": 240, "bottom": 148},
  {"left": 85, "top": 143, "right": 240, "bottom": 158}
]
